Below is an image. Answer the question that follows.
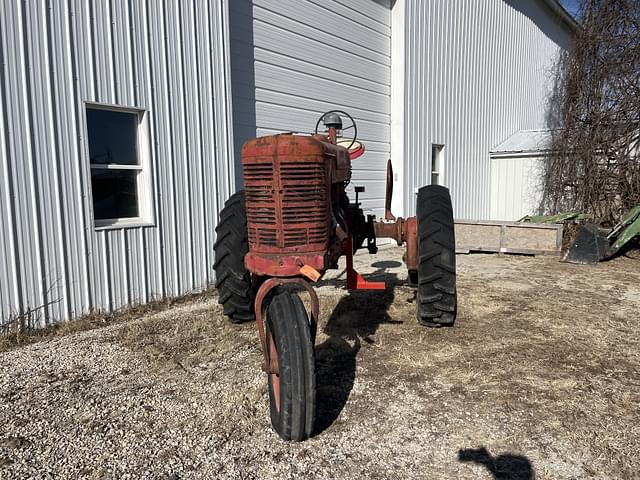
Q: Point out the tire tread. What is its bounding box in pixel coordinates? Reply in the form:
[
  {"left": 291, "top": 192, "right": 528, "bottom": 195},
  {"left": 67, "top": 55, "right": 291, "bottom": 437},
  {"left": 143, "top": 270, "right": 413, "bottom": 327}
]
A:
[
  {"left": 266, "top": 291, "right": 315, "bottom": 441},
  {"left": 213, "top": 191, "right": 255, "bottom": 323},
  {"left": 416, "top": 185, "right": 457, "bottom": 327}
]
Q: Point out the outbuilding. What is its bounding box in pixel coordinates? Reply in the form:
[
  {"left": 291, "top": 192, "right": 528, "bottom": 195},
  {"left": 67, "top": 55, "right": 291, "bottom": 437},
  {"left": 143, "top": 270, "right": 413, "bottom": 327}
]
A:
[
  {"left": 0, "top": 0, "right": 576, "bottom": 326},
  {"left": 489, "top": 129, "right": 553, "bottom": 221}
]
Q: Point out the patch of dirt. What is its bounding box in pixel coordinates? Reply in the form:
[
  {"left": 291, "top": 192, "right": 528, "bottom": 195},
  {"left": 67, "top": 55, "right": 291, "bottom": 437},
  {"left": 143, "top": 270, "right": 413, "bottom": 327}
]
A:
[{"left": 0, "top": 248, "right": 639, "bottom": 479}]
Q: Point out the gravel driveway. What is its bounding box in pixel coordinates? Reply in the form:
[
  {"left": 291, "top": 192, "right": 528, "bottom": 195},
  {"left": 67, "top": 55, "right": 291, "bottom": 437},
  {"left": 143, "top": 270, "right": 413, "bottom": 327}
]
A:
[{"left": 1, "top": 248, "right": 639, "bottom": 479}]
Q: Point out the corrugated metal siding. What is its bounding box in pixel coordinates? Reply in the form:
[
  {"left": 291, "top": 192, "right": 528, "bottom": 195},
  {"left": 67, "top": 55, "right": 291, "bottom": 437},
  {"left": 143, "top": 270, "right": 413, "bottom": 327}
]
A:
[
  {"left": 489, "top": 155, "right": 544, "bottom": 221},
  {"left": 229, "top": 0, "right": 392, "bottom": 216},
  {"left": 403, "top": 0, "right": 572, "bottom": 219},
  {"left": 0, "top": 0, "right": 234, "bottom": 327}
]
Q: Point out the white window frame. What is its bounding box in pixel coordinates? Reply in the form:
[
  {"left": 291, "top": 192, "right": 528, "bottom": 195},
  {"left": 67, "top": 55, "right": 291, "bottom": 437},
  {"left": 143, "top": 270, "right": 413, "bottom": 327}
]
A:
[
  {"left": 431, "top": 144, "right": 445, "bottom": 186},
  {"left": 85, "top": 102, "right": 155, "bottom": 230}
]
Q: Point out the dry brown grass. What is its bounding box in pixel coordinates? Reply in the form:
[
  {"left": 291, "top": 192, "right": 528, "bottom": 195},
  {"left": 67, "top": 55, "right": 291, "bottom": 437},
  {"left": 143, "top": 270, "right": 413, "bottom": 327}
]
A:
[
  {"left": 344, "top": 253, "right": 640, "bottom": 478},
  {"left": 103, "top": 251, "right": 640, "bottom": 478},
  {"left": 111, "top": 300, "right": 257, "bottom": 372},
  {"left": 105, "top": 252, "right": 640, "bottom": 477},
  {"left": 0, "top": 290, "right": 216, "bottom": 353}
]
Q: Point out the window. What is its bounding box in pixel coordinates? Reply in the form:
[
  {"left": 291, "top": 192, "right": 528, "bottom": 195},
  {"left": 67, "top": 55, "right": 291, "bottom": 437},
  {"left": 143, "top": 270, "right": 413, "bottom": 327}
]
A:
[
  {"left": 86, "top": 105, "right": 154, "bottom": 228},
  {"left": 431, "top": 144, "right": 444, "bottom": 185}
]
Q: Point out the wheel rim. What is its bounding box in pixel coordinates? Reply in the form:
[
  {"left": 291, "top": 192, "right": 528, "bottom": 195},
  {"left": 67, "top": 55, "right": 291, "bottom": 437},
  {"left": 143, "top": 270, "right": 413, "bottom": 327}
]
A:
[{"left": 268, "top": 329, "right": 281, "bottom": 413}]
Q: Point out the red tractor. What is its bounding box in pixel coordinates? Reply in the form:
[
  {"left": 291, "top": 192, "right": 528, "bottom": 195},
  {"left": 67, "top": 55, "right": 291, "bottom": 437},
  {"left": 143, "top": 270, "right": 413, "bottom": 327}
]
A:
[{"left": 214, "top": 111, "right": 456, "bottom": 440}]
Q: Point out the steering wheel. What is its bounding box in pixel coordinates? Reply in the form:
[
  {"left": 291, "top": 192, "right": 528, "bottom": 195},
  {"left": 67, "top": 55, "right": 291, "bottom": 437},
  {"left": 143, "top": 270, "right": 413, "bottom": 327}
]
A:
[{"left": 314, "top": 110, "right": 358, "bottom": 151}]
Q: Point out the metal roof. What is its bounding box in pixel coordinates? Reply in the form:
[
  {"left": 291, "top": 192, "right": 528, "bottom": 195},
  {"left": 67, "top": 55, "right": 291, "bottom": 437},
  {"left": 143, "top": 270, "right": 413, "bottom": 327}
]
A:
[
  {"left": 542, "top": 0, "right": 580, "bottom": 31},
  {"left": 491, "top": 129, "right": 555, "bottom": 156}
]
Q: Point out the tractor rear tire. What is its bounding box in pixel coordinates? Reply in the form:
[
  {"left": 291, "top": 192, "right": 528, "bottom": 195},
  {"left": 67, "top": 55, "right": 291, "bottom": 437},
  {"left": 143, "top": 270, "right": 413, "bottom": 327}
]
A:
[
  {"left": 213, "top": 191, "right": 255, "bottom": 323},
  {"left": 416, "top": 185, "right": 457, "bottom": 327},
  {"left": 266, "top": 290, "right": 316, "bottom": 441}
]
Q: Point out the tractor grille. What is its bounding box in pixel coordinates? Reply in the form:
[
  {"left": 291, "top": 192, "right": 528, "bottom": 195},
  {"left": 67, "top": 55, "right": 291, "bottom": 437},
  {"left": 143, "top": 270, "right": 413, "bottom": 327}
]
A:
[{"left": 243, "top": 157, "right": 329, "bottom": 252}]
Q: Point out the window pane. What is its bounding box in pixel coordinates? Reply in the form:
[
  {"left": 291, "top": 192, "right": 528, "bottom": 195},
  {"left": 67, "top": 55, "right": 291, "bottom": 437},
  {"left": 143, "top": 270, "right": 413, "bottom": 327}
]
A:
[
  {"left": 431, "top": 146, "right": 438, "bottom": 172},
  {"left": 91, "top": 170, "right": 139, "bottom": 220},
  {"left": 431, "top": 144, "right": 444, "bottom": 186},
  {"left": 87, "top": 108, "right": 139, "bottom": 165}
]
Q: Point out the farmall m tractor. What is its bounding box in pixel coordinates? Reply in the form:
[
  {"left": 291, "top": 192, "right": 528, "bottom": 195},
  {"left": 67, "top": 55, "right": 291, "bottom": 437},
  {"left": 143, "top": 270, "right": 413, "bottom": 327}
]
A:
[{"left": 214, "top": 111, "right": 457, "bottom": 440}]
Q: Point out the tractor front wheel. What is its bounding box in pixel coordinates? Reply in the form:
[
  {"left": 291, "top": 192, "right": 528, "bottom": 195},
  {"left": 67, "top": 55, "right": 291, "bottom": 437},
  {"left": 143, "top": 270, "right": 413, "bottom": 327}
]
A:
[
  {"left": 266, "top": 290, "right": 316, "bottom": 441},
  {"left": 416, "top": 185, "right": 457, "bottom": 326}
]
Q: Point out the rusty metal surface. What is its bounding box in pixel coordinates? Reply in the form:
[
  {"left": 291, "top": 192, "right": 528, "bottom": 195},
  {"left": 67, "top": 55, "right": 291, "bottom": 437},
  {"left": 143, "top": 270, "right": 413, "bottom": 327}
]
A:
[
  {"left": 372, "top": 216, "right": 417, "bottom": 272},
  {"left": 243, "top": 135, "right": 330, "bottom": 254},
  {"left": 385, "top": 159, "right": 396, "bottom": 221},
  {"left": 373, "top": 218, "right": 406, "bottom": 245},
  {"left": 244, "top": 252, "right": 326, "bottom": 277},
  {"left": 404, "top": 217, "right": 418, "bottom": 272},
  {"left": 268, "top": 328, "right": 281, "bottom": 412},
  {"left": 242, "top": 133, "right": 352, "bottom": 278}
]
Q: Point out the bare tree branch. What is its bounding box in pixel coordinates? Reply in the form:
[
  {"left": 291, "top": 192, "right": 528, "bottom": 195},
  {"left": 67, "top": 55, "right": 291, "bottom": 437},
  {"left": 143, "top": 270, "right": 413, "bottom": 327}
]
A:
[{"left": 542, "top": 0, "right": 640, "bottom": 225}]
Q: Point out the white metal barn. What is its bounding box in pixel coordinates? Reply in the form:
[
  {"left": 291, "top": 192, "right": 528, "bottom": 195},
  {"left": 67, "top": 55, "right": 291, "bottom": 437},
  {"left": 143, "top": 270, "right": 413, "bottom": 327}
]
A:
[{"left": 0, "top": 0, "right": 575, "bottom": 327}]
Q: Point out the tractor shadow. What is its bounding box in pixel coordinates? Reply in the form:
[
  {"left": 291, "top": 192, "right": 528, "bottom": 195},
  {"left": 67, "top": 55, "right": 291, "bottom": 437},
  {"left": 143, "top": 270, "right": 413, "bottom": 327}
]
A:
[
  {"left": 458, "top": 447, "right": 534, "bottom": 480},
  {"left": 313, "top": 261, "right": 407, "bottom": 435}
]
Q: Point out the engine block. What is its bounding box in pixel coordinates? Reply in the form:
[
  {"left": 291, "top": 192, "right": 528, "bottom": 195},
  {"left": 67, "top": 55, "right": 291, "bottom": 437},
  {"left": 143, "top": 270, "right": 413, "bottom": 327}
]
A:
[{"left": 242, "top": 134, "right": 337, "bottom": 276}]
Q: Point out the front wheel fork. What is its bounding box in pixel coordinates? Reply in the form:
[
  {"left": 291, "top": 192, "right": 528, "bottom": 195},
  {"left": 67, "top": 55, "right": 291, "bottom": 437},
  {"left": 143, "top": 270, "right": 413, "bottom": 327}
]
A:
[{"left": 253, "top": 277, "right": 319, "bottom": 375}]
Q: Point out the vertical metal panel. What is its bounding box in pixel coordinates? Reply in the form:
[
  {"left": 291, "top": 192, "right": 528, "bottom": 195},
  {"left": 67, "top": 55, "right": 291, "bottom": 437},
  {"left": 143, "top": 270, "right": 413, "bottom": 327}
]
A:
[
  {"left": 0, "top": 6, "right": 21, "bottom": 322},
  {"left": 490, "top": 155, "right": 544, "bottom": 221},
  {"left": 403, "top": 0, "right": 572, "bottom": 219},
  {"left": 182, "top": 1, "right": 202, "bottom": 291},
  {"left": 165, "top": 0, "right": 190, "bottom": 294},
  {"left": 0, "top": 0, "right": 234, "bottom": 327},
  {"left": 1, "top": 0, "right": 47, "bottom": 326},
  {"left": 229, "top": 0, "right": 392, "bottom": 218}
]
